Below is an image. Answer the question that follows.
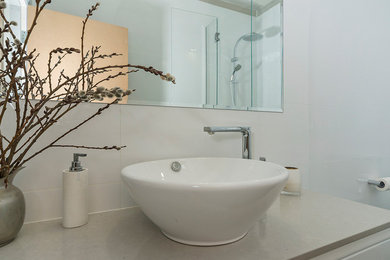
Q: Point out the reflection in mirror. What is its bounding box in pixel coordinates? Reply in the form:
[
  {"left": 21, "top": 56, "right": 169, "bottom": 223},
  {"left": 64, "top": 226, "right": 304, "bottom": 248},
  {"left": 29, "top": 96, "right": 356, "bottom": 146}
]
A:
[{"left": 24, "top": 0, "right": 283, "bottom": 111}]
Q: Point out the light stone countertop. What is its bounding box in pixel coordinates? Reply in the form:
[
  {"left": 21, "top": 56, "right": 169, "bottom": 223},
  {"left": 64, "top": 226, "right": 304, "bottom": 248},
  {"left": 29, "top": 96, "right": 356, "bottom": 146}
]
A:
[{"left": 1, "top": 190, "right": 390, "bottom": 260}]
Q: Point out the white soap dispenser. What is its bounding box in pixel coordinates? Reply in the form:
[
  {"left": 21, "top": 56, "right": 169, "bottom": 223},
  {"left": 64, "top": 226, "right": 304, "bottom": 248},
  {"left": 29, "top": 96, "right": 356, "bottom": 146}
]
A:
[{"left": 62, "top": 153, "right": 88, "bottom": 228}]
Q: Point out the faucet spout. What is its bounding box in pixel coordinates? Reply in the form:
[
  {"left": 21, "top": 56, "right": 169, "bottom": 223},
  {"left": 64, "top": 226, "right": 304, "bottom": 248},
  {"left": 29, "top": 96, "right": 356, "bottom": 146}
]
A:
[{"left": 203, "top": 126, "right": 251, "bottom": 159}]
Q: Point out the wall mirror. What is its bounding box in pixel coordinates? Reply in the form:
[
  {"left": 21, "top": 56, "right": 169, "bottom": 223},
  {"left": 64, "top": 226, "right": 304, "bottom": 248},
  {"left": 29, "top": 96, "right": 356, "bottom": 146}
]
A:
[{"left": 12, "top": 0, "right": 283, "bottom": 112}]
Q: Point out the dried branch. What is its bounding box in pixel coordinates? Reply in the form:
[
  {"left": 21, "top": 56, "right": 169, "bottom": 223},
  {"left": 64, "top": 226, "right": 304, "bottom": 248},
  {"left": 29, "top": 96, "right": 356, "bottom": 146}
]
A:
[
  {"left": 81, "top": 3, "right": 100, "bottom": 90},
  {"left": 0, "top": 1, "right": 175, "bottom": 181},
  {"left": 16, "top": 102, "right": 112, "bottom": 168},
  {"left": 51, "top": 145, "right": 126, "bottom": 151}
]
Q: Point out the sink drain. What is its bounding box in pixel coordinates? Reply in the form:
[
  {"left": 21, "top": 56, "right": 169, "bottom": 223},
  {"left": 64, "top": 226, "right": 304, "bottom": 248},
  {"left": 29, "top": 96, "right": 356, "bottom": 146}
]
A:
[{"left": 171, "top": 161, "right": 181, "bottom": 172}]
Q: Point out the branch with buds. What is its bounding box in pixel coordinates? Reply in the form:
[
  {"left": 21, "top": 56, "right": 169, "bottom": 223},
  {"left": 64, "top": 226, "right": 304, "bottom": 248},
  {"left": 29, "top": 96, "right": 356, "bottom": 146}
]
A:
[{"left": 0, "top": 1, "right": 175, "bottom": 182}]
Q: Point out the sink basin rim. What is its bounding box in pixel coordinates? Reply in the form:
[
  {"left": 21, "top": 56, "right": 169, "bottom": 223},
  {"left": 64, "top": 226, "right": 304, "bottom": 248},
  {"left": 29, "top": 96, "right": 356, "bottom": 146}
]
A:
[{"left": 121, "top": 157, "right": 288, "bottom": 189}]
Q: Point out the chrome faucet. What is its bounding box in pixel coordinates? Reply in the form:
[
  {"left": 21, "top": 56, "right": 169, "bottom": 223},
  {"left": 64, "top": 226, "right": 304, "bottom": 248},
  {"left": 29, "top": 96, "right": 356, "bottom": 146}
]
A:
[{"left": 203, "top": 126, "right": 251, "bottom": 159}]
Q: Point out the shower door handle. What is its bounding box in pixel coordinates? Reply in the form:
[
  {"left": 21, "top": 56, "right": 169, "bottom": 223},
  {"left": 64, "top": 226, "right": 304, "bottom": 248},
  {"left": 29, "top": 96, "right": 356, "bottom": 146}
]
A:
[{"left": 215, "top": 32, "right": 220, "bottom": 43}]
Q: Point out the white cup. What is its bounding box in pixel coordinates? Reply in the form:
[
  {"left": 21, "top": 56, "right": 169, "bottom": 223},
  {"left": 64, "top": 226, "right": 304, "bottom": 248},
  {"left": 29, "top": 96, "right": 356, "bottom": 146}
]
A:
[{"left": 282, "top": 167, "right": 301, "bottom": 196}]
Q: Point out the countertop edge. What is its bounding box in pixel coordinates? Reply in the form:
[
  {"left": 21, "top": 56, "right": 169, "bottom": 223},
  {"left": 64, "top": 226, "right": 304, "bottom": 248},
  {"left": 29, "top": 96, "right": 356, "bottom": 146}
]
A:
[{"left": 291, "top": 222, "right": 390, "bottom": 260}]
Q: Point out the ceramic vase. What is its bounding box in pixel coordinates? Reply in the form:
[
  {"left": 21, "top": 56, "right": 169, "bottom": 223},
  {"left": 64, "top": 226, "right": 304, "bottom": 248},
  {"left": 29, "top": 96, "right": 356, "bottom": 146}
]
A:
[{"left": 0, "top": 174, "right": 25, "bottom": 246}]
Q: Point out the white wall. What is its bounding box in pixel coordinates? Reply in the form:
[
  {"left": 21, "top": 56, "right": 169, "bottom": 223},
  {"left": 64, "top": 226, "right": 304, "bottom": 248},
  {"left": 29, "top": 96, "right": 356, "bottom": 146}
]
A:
[
  {"left": 306, "top": 0, "right": 390, "bottom": 209},
  {"left": 4, "top": 0, "right": 310, "bottom": 223}
]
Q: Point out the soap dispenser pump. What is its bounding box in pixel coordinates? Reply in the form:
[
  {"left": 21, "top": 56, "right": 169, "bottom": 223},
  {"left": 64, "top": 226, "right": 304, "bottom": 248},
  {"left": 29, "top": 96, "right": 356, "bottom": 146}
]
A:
[
  {"left": 70, "top": 153, "right": 87, "bottom": 172},
  {"left": 62, "top": 153, "right": 88, "bottom": 228}
]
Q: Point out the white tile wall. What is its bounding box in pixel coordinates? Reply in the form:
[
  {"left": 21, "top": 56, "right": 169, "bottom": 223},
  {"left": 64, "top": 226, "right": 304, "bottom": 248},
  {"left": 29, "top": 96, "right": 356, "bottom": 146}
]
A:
[
  {"left": 6, "top": 0, "right": 310, "bottom": 223},
  {"left": 307, "top": 0, "right": 390, "bottom": 209},
  {"left": 23, "top": 188, "right": 62, "bottom": 223}
]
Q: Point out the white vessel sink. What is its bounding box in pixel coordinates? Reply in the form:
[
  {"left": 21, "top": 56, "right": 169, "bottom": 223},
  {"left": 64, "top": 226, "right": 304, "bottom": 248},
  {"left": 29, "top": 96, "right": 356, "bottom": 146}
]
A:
[{"left": 121, "top": 157, "right": 288, "bottom": 246}]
